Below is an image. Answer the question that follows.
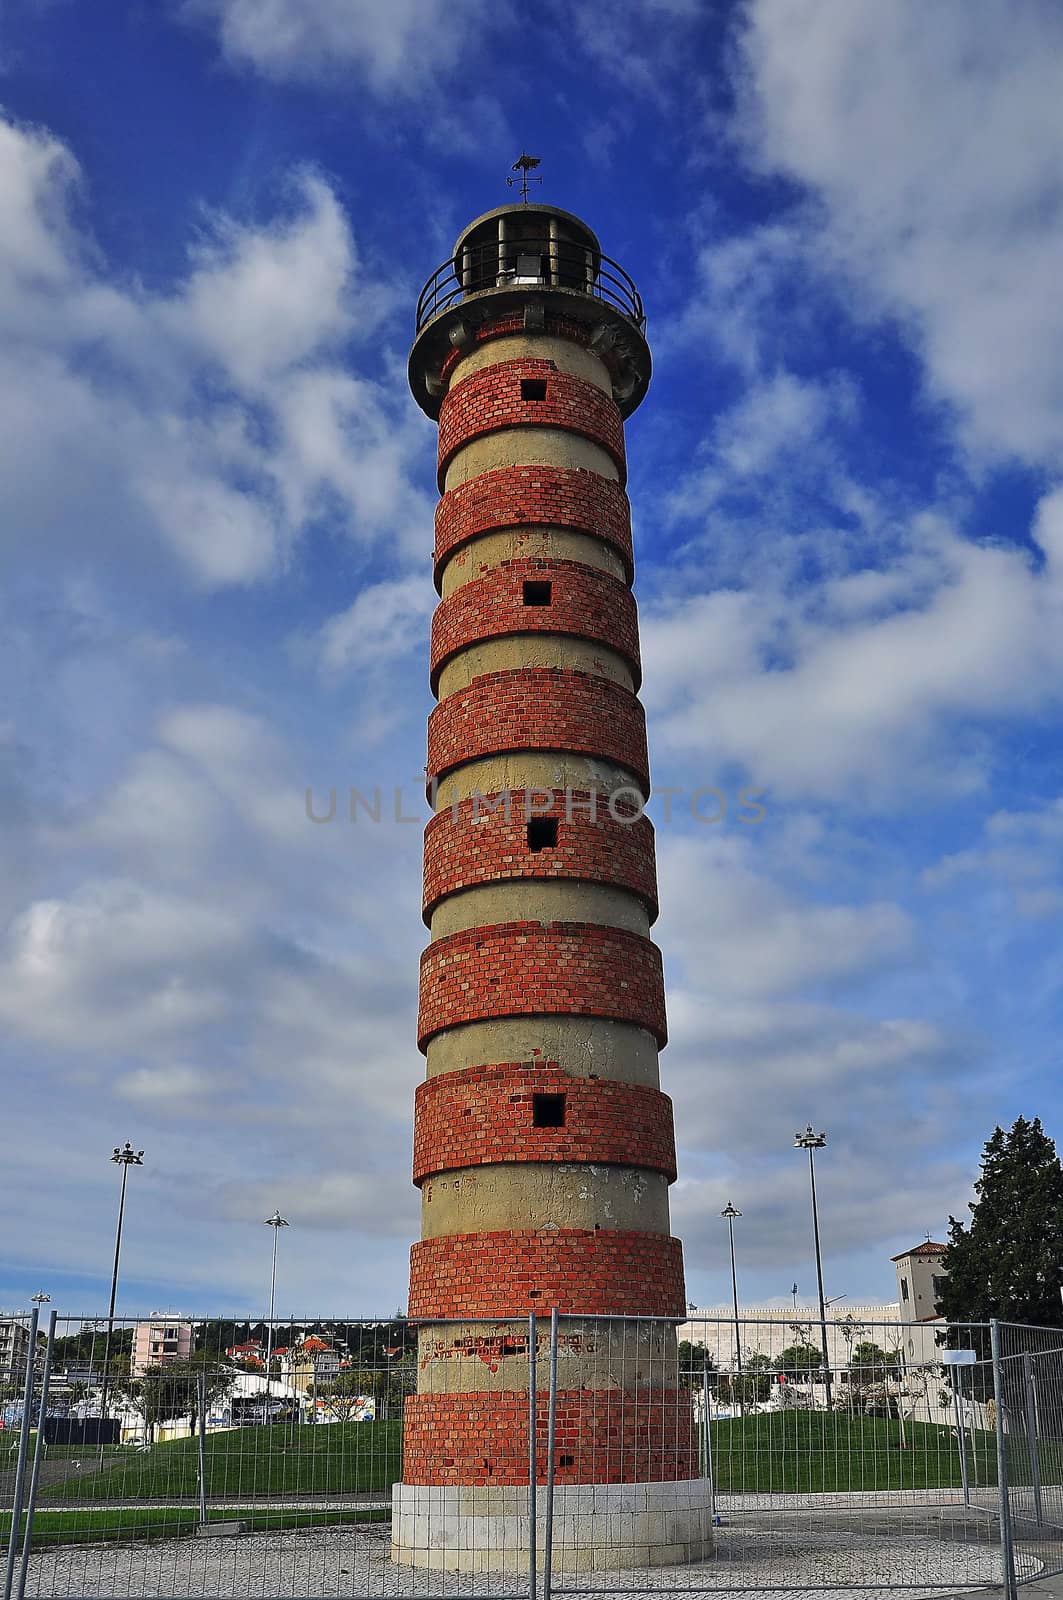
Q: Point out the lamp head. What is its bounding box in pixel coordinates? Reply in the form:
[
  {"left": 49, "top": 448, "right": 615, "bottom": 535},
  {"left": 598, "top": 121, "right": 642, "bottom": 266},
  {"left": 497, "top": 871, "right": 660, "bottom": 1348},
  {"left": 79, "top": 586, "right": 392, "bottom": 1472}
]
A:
[
  {"left": 263, "top": 1211, "right": 290, "bottom": 1229},
  {"left": 794, "top": 1124, "right": 826, "bottom": 1150},
  {"left": 111, "top": 1142, "right": 145, "bottom": 1165},
  {"left": 720, "top": 1201, "right": 742, "bottom": 1220}
]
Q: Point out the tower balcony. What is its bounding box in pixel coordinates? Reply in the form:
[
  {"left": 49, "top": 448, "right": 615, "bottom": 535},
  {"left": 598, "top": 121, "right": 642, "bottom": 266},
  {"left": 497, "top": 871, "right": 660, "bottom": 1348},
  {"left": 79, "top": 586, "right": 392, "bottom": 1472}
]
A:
[{"left": 409, "top": 203, "right": 651, "bottom": 419}]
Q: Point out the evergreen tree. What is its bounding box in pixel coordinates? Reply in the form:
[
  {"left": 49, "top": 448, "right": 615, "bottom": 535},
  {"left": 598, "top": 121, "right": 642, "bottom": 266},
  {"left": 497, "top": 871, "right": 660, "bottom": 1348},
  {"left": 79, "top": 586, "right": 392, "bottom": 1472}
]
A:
[{"left": 938, "top": 1116, "right": 1063, "bottom": 1328}]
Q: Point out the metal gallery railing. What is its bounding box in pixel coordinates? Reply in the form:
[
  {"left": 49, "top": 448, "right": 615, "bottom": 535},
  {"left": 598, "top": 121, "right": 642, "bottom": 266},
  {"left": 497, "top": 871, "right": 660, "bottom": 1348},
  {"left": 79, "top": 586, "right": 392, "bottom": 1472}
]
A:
[{"left": 415, "top": 237, "right": 646, "bottom": 333}]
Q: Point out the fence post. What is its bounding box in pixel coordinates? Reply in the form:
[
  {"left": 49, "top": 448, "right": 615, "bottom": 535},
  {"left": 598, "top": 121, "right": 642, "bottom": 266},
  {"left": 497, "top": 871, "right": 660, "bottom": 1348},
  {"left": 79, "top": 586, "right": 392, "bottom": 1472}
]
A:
[
  {"left": 543, "top": 1308, "right": 559, "bottom": 1600},
  {"left": 15, "top": 1311, "right": 56, "bottom": 1600},
  {"left": 1022, "top": 1352, "right": 1044, "bottom": 1527},
  {"left": 528, "top": 1312, "right": 537, "bottom": 1600},
  {"left": 2, "top": 1306, "right": 39, "bottom": 1600},
  {"left": 702, "top": 1356, "right": 716, "bottom": 1521},
  {"left": 991, "top": 1319, "right": 1018, "bottom": 1600},
  {"left": 952, "top": 1371, "right": 971, "bottom": 1509},
  {"left": 197, "top": 1369, "right": 208, "bottom": 1526}
]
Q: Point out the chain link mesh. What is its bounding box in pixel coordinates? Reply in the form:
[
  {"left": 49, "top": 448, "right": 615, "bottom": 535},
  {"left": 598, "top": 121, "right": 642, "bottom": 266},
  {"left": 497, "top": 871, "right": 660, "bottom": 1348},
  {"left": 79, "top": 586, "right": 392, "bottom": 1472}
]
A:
[{"left": 3, "top": 1313, "right": 1062, "bottom": 1596}]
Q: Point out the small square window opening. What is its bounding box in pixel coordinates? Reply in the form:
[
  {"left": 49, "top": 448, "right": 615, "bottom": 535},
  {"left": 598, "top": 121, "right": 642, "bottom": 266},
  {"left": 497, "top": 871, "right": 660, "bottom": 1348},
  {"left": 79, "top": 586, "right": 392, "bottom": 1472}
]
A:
[
  {"left": 533, "top": 1092, "right": 566, "bottom": 1128},
  {"left": 520, "top": 378, "right": 548, "bottom": 401},
  {"left": 527, "top": 817, "right": 558, "bottom": 851},
  {"left": 522, "top": 580, "right": 552, "bottom": 606}
]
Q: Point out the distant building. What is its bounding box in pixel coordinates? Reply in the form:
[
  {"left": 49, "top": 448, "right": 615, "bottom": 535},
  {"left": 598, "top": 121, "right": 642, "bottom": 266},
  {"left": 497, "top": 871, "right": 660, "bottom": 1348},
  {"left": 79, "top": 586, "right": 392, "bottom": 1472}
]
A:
[
  {"left": 225, "top": 1340, "right": 266, "bottom": 1367},
  {"left": 0, "top": 1315, "right": 43, "bottom": 1382},
  {"left": 675, "top": 1302, "right": 946, "bottom": 1373},
  {"left": 280, "top": 1336, "right": 342, "bottom": 1393},
  {"left": 679, "top": 1240, "right": 951, "bottom": 1370},
  {"left": 131, "top": 1318, "right": 195, "bottom": 1375},
  {"left": 891, "top": 1241, "right": 948, "bottom": 1322}
]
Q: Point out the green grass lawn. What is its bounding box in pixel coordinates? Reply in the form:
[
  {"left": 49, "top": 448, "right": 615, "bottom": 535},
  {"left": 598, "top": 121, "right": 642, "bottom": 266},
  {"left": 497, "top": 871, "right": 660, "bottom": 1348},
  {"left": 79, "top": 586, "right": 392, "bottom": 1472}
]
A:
[
  {"left": 707, "top": 1411, "right": 1063, "bottom": 1493},
  {"left": 42, "top": 1420, "right": 402, "bottom": 1503},
  {"left": 1, "top": 1505, "right": 388, "bottom": 1550},
  {"left": 35, "top": 1411, "right": 1063, "bottom": 1515}
]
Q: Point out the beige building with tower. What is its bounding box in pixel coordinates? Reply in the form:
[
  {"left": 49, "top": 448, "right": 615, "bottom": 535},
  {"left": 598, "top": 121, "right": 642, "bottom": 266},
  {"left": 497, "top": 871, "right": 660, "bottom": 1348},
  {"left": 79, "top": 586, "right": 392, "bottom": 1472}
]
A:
[
  {"left": 892, "top": 1240, "right": 948, "bottom": 1321},
  {"left": 677, "top": 1241, "right": 952, "bottom": 1375}
]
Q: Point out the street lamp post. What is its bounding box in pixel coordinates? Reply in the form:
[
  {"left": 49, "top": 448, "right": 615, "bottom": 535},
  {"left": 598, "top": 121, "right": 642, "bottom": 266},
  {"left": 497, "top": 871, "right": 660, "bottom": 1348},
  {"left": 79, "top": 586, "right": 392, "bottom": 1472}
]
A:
[
  {"left": 794, "top": 1124, "right": 833, "bottom": 1410},
  {"left": 98, "top": 1143, "right": 144, "bottom": 1444},
  {"left": 263, "top": 1211, "right": 289, "bottom": 1407},
  {"left": 720, "top": 1202, "right": 744, "bottom": 1415}
]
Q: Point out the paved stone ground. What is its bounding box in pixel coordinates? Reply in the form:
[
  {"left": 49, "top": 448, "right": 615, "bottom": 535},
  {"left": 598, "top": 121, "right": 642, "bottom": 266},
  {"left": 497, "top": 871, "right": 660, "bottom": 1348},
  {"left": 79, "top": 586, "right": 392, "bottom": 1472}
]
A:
[{"left": 17, "top": 1511, "right": 1050, "bottom": 1599}]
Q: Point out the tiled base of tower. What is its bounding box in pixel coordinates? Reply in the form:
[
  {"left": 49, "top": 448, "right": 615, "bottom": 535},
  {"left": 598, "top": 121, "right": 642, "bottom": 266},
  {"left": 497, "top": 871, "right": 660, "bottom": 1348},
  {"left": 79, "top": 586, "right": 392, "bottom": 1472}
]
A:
[
  {"left": 391, "top": 1481, "right": 715, "bottom": 1574},
  {"left": 390, "top": 1317, "right": 715, "bottom": 1572}
]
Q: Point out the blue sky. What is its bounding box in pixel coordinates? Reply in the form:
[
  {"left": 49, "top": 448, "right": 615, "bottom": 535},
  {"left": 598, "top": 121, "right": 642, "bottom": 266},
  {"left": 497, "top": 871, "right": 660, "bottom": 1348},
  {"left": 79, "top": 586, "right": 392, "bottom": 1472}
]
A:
[{"left": 2, "top": 0, "right": 1062, "bottom": 1322}]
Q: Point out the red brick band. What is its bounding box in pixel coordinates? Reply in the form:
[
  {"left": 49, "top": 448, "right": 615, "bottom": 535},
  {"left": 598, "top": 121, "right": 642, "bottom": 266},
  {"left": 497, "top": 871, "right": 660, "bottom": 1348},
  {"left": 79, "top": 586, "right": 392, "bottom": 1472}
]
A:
[
  {"left": 439, "top": 313, "right": 598, "bottom": 385},
  {"left": 430, "top": 559, "right": 640, "bottom": 692},
  {"left": 437, "top": 360, "right": 626, "bottom": 490},
  {"left": 422, "top": 790, "right": 657, "bottom": 923},
  {"left": 403, "top": 1389, "right": 697, "bottom": 1486},
  {"left": 426, "top": 670, "right": 650, "bottom": 793},
  {"left": 408, "top": 1228, "right": 686, "bottom": 1319},
  {"left": 434, "top": 466, "right": 633, "bottom": 587},
  {"left": 417, "top": 921, "right": 667, "bottom": 1048},
  {"left": 413, "top": 1064, "right": 677, "bottom": 1184}
]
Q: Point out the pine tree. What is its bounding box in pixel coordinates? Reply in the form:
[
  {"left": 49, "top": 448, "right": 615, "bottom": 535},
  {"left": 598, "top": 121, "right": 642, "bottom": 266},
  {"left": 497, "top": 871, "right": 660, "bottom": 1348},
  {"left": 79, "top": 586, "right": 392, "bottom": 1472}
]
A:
[{"left": 938, "top": 1116, "right": 1063, "bottom": 1327}]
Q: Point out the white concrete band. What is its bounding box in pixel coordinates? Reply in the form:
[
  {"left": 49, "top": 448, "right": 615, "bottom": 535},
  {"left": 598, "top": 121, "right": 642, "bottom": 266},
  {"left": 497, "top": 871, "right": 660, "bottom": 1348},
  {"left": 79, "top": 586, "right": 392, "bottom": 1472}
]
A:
[{"left": 391, "top": 1477, "right": 715, "bottom": 1573}]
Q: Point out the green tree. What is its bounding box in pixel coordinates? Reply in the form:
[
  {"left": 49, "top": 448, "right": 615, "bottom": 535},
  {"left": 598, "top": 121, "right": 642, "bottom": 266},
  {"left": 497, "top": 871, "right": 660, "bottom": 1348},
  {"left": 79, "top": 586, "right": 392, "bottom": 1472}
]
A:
[
  {"left": 939, "top": 1117, "right": 1063, "bottom": 1328},
  {"left": 314, "top": 1370, "right": 371, "bottom": 1422},
  {"left": 718, "top": 1351, "right": 774, "bottom": 1407},
  {"left": 849, "top": 1342, "right": 899, "bottom": 1383},
  {"left": 677, "top": 1342, "right": 718, "bottom": 1399},
  {"left": 776, "top": 1343, "right": 824, "bottom": 1378},
  {"left": 51, "top": 1325, "right": 133, "bottom": 1370},
  {"left": 121, "top": 1355, "right": 234, "bottom": 1442}
]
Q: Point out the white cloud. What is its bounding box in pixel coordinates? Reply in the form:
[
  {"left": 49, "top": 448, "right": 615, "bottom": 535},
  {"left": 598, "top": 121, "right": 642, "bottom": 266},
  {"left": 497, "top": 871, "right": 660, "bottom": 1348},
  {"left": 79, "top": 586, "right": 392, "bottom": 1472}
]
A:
[
  {"left": 118, "top": 1063, "right": 220, "bottom": 1106},
  {"left": 0, "top": 879, "right": 245, "bottom": 1049},
  {"left": 661, "top": 222, "right": 812, "bottom": 378},
  {"left": 316, "top": 575, "right": 435, "bottom": 675},
  {"left": 657, "top": 834, "right": 914, "bottom": 998},
  {"left": 178, "top": 0, "right": 495, "bottom": 91},
  {"left": 734, "top": 0, "right": 1063, "bottom": 465},
  {"left": 0, "top": 115, "right": 83, "bottom": 284},
  {"left": 666, "top": 370, "right": 860, "bottom": 522},
  {"left": 672, "top": 1149, "right": 970, "bottom": 1277},
  {"left": 170, "top": 174, "right": 362, "bottom": 389},
  {"left": 136, "top": 470, "right": 281, "bottom": 585},
  {"left": 216, "top": 1170, "right": 417, "bottom": 1236},
  {"left": 924, "top": 795, "right": 1063, "bottom": 921},
  {"left": 642, "top": 493, "right": 1063, "bottom": 804},
  {"left": 665, "top": 983, "right": 972, "bottom": 1168},
  {"left": 555, "top": 0, "right": 702, "bottom": 104},
  {"left": 0, "top": 113, "right": 428, "bottom": 588}
]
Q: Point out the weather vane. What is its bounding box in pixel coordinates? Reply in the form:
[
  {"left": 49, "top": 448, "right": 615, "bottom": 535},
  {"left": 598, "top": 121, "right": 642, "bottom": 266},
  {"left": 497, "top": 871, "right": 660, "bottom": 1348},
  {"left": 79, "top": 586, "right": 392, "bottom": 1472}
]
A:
[{"left": 508, "top": 153, "right": 542, "bottom": 203}]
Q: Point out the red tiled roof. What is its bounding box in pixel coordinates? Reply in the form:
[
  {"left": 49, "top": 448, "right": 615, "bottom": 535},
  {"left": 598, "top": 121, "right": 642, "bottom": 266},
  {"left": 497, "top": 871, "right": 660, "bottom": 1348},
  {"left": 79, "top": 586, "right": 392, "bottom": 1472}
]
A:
[{"left": 891, "top": 1241, "right": 947, "bottom": 1260}]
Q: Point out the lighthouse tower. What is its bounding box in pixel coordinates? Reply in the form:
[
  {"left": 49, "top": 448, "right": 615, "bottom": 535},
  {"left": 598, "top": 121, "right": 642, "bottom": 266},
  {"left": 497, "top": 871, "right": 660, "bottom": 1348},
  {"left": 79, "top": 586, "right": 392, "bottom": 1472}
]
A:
[{"left": 393, "top": 203, "right": 712, "bottom": 1572}]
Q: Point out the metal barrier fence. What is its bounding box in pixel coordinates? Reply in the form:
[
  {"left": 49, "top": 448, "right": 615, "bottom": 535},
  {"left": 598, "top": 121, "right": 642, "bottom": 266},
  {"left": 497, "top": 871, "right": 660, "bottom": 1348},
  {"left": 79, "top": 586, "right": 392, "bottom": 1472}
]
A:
[{"left": 3, "top": 1311, "right": 1062, "bottom": 1597}]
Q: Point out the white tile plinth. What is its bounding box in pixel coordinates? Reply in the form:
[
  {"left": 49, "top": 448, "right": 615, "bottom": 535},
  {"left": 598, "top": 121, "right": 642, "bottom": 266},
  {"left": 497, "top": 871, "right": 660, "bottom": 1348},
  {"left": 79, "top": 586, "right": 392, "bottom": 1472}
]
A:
[{"left": 390, "top": 1478, "right": 715, "bottom": 1572}]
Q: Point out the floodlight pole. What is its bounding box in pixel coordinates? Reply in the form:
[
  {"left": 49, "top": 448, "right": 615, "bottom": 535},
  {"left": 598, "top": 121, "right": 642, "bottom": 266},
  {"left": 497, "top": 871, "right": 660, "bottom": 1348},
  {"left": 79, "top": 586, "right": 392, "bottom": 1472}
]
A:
[
  {"left": 98, "top": 1142, "right": 144, "bottom": 1449},
  {"left": 263, "top": 1211, "right": 289, "bottom": 1405},
  {"left": 794, "top": 1125, "right": 833, "bottom": 1410},
  {"left": 721, "top": 1202, "right": 744, "bottom": 1416}
]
